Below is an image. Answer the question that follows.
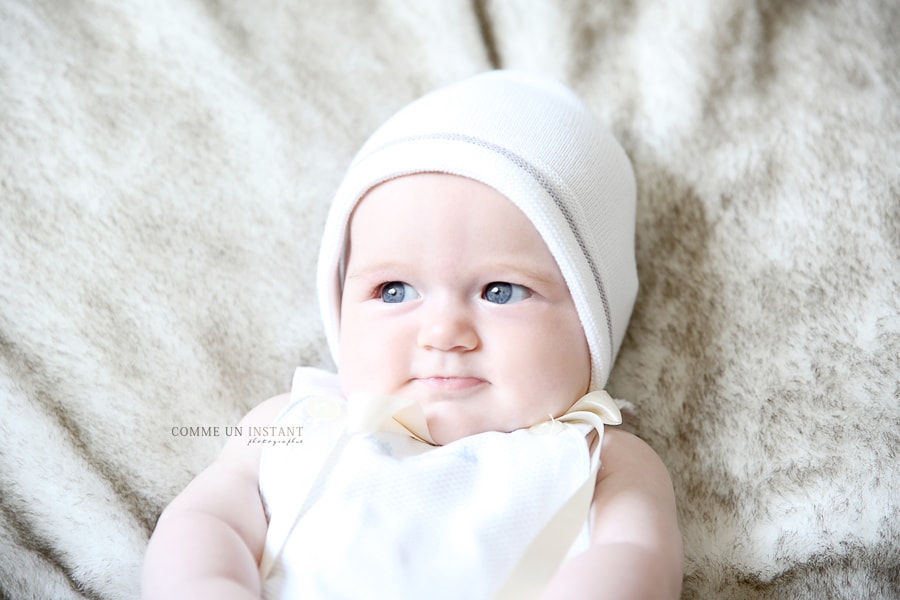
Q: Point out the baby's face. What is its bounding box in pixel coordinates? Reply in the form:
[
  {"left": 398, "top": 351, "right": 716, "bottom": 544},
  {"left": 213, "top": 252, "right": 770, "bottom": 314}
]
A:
[{"left": 338, "top": 173, "right": 590, "bottom": 445}]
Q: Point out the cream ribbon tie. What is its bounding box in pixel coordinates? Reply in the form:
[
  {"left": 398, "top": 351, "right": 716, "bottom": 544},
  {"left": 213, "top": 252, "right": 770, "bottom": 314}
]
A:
[{"left": 346, "top": 392, "right": 436, "bottom": 445}]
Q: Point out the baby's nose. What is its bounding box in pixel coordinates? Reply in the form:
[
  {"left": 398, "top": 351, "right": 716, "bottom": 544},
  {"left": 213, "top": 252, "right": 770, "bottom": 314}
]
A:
[{"left": 416, "top": 298, "right": 479, "bottom": 352}]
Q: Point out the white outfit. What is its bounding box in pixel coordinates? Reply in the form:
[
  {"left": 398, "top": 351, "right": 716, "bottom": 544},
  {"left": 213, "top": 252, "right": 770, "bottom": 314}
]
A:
[{"left": 258, "top": 367, "right": 622, "bottom": 599}]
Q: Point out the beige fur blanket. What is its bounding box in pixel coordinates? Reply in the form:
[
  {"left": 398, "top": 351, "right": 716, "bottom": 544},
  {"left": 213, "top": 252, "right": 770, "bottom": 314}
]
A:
[{"left": 1, "top": 1, "right": 897, "bottom": 598}]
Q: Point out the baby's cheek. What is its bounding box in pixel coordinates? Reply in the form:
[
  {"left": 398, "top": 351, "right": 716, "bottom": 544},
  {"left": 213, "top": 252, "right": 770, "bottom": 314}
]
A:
[
  {"left": 336, "top": 346, "right": 367, "bottom": 394},
  {"left": 339, "top": 349, "right": 388, "bottom": 395}
]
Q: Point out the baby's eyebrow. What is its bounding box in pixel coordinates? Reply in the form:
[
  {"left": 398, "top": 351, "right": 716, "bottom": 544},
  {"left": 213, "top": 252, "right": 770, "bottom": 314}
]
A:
[
  {"left": 344, "top": 260, "right": 562, "bottom": 288},
  {"left": 343, "top": 261, "right": 408, "bottom": 282},
  {"left": 481, "top": 262, "right": 562, "bottom": 287}
]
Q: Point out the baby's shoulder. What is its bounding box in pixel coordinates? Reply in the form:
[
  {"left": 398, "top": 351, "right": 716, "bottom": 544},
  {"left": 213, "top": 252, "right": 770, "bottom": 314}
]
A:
[
  {"left": 290, "top": 366, "right": 341, "bottom": 395},
  {"left": 594, "top": 427, "right": 673, "bottom": 491},
  {"left": 229, "top": 367, "right": 342, "bottom": 438},
  {"left": 269, "top": 366, "right": 346, "bottom": 427}
]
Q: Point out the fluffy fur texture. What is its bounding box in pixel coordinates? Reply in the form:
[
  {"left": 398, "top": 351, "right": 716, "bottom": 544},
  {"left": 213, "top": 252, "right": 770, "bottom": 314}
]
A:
[{"left": 0, "top": 1, "right": 897, "bottom": 598}]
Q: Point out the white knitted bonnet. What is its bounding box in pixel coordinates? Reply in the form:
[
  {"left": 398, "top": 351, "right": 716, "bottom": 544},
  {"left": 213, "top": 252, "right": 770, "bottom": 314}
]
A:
[{"left": 317, "top": 70, "right": 637, "bottom": 390}]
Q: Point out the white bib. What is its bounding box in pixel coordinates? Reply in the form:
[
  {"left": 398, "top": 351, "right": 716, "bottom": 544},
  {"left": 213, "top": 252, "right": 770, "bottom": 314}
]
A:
[{"left": 258, "top": 367, "right": 621, "bottom": 599}]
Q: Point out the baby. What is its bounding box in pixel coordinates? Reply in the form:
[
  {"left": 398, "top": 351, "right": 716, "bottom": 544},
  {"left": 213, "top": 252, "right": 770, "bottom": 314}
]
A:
[{"left": 142, "top": 70, "right": 682, "bottom": 599}]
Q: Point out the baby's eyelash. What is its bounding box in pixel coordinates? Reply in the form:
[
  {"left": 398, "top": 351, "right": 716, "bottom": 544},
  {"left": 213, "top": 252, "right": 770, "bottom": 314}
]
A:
[
  {"left": 482, "top": 281, "right": 531, "bottom": 304},
  {"left": 377, "top": 281, "right": 419, "bottom": 303}
]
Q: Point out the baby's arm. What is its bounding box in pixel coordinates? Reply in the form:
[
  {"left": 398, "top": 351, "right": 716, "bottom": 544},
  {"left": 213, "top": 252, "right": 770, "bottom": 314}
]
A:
[
  {"left": 141, "top": 394, "right": 289, "bottom": 599},
  {"left": 543, "top": 429, "right": 683, "bottom": 599}
]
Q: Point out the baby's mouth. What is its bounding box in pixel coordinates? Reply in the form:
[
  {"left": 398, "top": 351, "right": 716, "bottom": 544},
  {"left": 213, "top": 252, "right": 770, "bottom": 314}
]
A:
[{"left": 414, "top": 376, "right": 487, "bottom": 392}]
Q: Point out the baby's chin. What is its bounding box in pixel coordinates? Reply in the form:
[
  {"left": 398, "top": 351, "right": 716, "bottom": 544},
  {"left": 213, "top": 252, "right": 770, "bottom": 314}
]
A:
[
  {"left": 424, "top": 421, "right": 480, "bottom": 446},
  {"left": 421, "top": 405, "right": 538, "bottom": 447}
]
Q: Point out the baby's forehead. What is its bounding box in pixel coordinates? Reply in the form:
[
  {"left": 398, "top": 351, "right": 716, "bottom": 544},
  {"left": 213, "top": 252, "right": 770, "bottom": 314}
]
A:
[
  {"left": 344, "top": 174, "right": 569, "bottom": 295},
  {"left": 349, "top": 173, "right": 546, "bottom": 236},
  {"left": 347, "top": 173, "right": 549, "bottom": 250}
]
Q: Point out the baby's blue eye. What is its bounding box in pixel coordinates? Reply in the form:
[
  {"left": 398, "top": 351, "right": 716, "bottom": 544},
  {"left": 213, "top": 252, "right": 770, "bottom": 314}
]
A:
[
  {"left": 380, "top": 281, "right": 419, "bottom": 303},
  {"left": 483, "top": 282, "right": 530, "bottom": 304}
]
